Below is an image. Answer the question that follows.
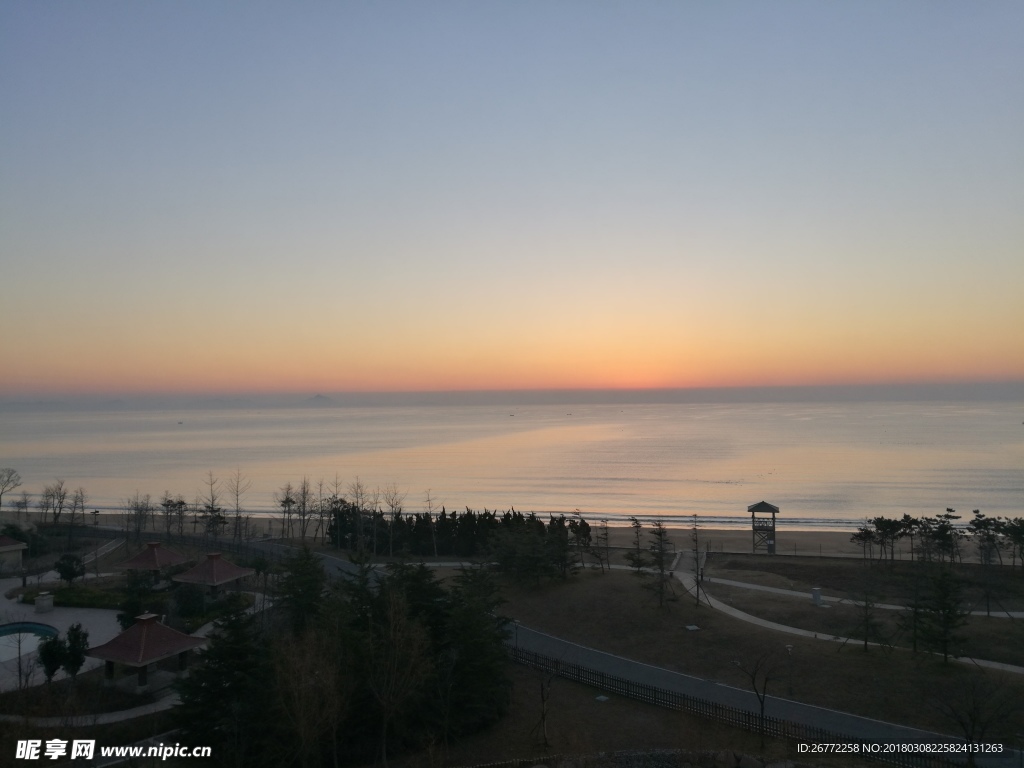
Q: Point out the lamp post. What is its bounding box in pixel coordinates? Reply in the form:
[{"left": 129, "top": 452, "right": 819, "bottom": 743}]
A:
[{"left": 785, "top": 644, "right": 793, "bottom": 696}]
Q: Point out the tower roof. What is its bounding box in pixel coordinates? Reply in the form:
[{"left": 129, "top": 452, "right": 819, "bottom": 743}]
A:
[
  {"left": 86, "top": 614, "right": 205, "bottom": 667},
  {"left": 172, "top": 553, "right": 254, "bottom": 587},
  {"left": 747, "top": 501, "right": 780, "bottom": 514},
  {"left": 117, "top": 542, "right": 187, "bottom": 570}
]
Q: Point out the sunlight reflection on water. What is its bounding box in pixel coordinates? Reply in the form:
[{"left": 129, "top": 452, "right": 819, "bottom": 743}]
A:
[{"left": 1, "top": 402, "right": 1021, "bottom": 530}]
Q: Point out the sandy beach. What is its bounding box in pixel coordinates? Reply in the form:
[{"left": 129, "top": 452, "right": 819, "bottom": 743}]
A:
[{"left": 605, "top": 525, "right": 862, "bottom": 557}]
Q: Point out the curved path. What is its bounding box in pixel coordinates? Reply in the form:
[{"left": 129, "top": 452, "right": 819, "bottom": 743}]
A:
[
  {"left": 509, "top": 624, "right": 1021, "bottom": 766},
  {"left": 702, "top": 575, "right": 1024, "bottom": 619},
  {"left": 670, "top": 554, "right": 1024, "bottom": 675},
  {"left": 0, "top": 692, "right": 178, "bottom": 727}
]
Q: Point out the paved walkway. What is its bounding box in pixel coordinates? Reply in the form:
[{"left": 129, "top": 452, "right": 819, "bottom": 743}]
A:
[
  {"left": 0, "top": 691, "right": 178, "bottom": 727},
  {"left": 510, "top": 625, "right": 1020, "bottom": 767},
  {"left": 671, "top": 555, "right": 1024, "bottom": 675},
  {"left": 1, "top": 553, "right": 125, "bottom": 692},
  {"left": 703, "top": 575, "right": 1024, "bottom": 619}
]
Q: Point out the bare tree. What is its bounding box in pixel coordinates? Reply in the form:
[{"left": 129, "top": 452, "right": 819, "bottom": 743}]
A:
[
  {"left": 295, "top": 477, "right": 313, "bottom": 540},
  {"left": 383, "top": 483, "right": 406, "bottom": 557},
  {"left": 69, "top": 487, "right": 87, "bottom": 525},
  {"left": 0, "top": 468, "right": 21, "bottom": 511},
  {"left": 13, "top": 491, "right": 29, "bottom": 522},
  {"left": 932, "top": 675, "right": 1022, "bottom": 768},
  {"left": 66, "top": 487, "right": 87, "bottom": 547},
  {"left": 0, "top": 616, "right": 37, "bottom": 690},
  {"left": 160, "top": 492, "right": 176, "bottom": 536},
  {"left": 424, "top": 490, "right": 439, "bottom": 558},
  {"left": 123, "top": 492, "right": 153, "bottom": 541},
  {"left": 530, "top": 669, "right": 557, "bottom": 748},
  {"left": 368, "top": 589, "right": 431, "bottom": 767},
  {"left": 224, "top": 469, "right": 251, "bottom": 542},
  {"left": 274, "top": 630, "right": 349, "bottom": 768},
  {"left": 38, "top": 479, "right": 69, "bottom": 524},
  {"left": 201, "top": 471, "right": 227, "bottom": 538},
  {"left": 313, "top": 478, "right": 327, "bottom": 543},
  {"left": 733, "top": 651, "right": 783, "bottom": 748},
  {"left": 348, "top": 477, "right": 367, "bottom": 553}
]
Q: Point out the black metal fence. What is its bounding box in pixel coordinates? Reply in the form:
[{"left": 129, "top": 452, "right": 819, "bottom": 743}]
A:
[{"left": 505, "top": 644, "right": 978, "bottom": 768}]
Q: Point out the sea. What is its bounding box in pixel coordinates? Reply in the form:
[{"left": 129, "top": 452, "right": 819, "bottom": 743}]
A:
[{"left": 1, "top": 397, "right": 1022, "bottom": 531}]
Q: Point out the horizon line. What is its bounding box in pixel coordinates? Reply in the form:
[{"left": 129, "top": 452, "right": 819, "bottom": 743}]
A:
[{"left": 3, "top": 380, "right": 1022, "bottom": 408}]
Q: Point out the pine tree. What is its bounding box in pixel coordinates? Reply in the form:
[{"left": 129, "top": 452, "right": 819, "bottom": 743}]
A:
[
  {"left": 624, "top": 517, "right": 650, "bottom": 574},
  {"left": 644, "top": 521, "right": 675, "bottom": 607},
  {"left": 175, "top": 602, "right": 274, "bottom": 767},
  {"left": 920, "top": 568, "right": 969, "bottom": 662},
  {"left": 278, "top": 545, "right": 326, "bottom": 635},
  {"left": 439, "top": 568, "right": 510, "bottom": 739},
  {"left": 37, "top": 635, "right": 66, "bottom": 684},
  {"left": 63, "top": 623, "right": 89, "bottom": 682}
]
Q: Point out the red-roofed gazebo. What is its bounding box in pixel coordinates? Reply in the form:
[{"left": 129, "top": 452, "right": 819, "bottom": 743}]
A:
[
  {"left": 87, "top": 613, "right": 206, "bottom": 689},
  {"left": 172, "top": 553, "right": 254, "bottom": 594},
  {"left": 116, "top": 542, "right": 187, "bottom": 584}
]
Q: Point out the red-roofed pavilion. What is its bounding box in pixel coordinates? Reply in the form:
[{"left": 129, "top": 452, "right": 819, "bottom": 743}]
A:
[
  {"left": 87, "top": 613, "right": 206, "bottom": 689},
  {"left": 172, "top": 553, "right": 254, "bottom": 595},
  {"left": 117, "top": 542, "right": 187, "bottom": 584}
]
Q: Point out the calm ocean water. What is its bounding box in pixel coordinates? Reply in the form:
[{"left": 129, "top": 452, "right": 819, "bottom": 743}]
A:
[{"left": 1, "top": 401, "right": 1021, "bottom": 530}]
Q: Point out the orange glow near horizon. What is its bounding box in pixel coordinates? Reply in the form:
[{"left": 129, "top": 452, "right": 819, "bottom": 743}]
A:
[{"left": 4, "top": 321, "right": 1021, "bottom": 397}]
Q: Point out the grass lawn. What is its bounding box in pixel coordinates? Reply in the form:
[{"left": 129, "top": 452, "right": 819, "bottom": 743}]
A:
[
  {"left": 706, "top": 554, "right": 1024, "bottom": 611},
  {"left": 702, "top": 582, "right": 1024, "bottom": 667},
  {"left": 402, "top": 663, "right": 827, "bottom": 768},
  {"left": 0, "top": 667, "right": 155, "bottom": 716},
  {"left": 495, "top": 568, "right": 1024, "bottom": 746}
]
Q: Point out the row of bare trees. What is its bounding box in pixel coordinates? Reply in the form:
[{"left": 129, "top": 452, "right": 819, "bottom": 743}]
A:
[
  {"left": 273, "top": 476, "right": 409, "bottom": 549},
  {"left": 0, "top": 473, "right": 91, "bottom": 528}
]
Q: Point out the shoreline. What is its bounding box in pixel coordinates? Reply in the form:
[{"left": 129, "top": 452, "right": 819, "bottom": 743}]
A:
[
  {"left": 0, "top": 508, "right": 866, "bottom": 534},
  {"left": 2, "top": 510, "right": 864, "bottom": 558}
]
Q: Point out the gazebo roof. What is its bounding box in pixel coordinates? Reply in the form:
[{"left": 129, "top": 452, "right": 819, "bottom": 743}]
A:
[
  {"left": 86, "top": 614, "right": 205, "bottom": 667},
  {"left": 117, "top": 542, "right": 187, "bottom": 570},
  {"left": 0, "top": 535, "right": 28, "bottom": 551},
  {"left": 172, "top": 553, "right": 254, "bottom": 587},
  {"left": 748, "top": 501, "right": 780, "bottom": 514}
]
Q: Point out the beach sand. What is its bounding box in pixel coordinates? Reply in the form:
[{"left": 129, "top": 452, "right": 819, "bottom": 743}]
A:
[{"left": 605, "top": 525, "right": 861, "bottom": 557}]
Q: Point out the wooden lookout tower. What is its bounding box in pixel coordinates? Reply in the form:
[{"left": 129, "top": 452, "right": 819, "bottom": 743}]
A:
[{"left": 748, "top": 501, "right": 779, "bottom": 554}]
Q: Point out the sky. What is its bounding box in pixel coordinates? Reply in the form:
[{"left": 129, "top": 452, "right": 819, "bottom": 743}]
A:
[{"left": 2, "top": 2, "right": 1022, "bottom": 397}]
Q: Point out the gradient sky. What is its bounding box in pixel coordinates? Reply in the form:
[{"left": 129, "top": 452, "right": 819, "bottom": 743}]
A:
[{"left": 2, "top": 2, "right": 1022, "bottom": 396}]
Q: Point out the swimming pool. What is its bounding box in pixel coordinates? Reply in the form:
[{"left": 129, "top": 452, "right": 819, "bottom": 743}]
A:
[{"left": 0, "top": 622, "right": 59, "bottom": 663}]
